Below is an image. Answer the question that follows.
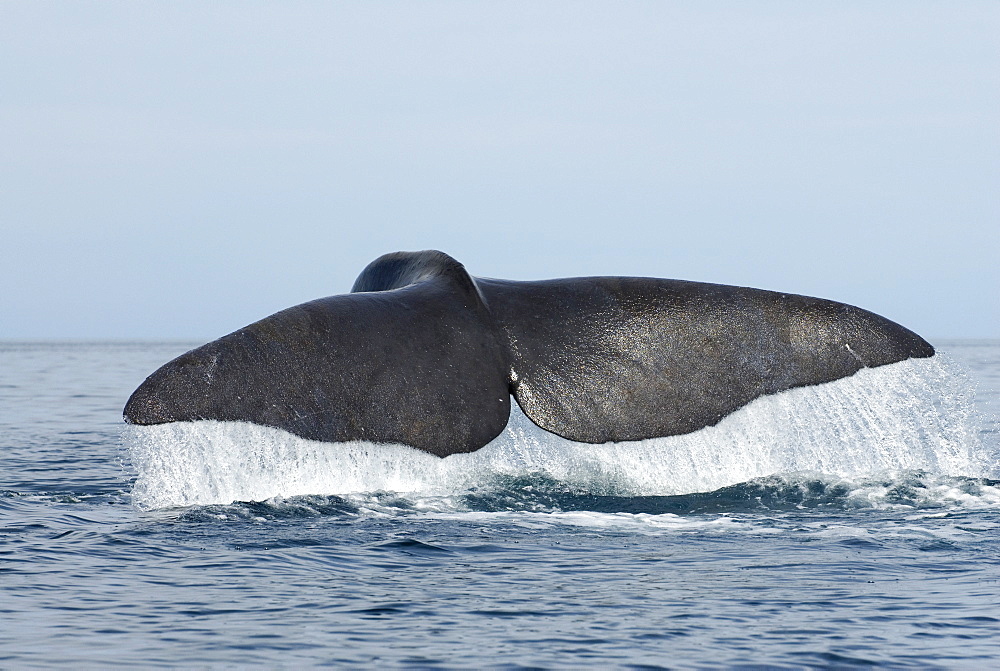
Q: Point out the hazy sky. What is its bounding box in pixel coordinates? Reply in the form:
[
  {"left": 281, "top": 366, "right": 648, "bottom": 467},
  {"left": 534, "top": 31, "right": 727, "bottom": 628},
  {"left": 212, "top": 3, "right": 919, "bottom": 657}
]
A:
[{"left": 2, "top": 2, "right": 997, "bottom": 339}]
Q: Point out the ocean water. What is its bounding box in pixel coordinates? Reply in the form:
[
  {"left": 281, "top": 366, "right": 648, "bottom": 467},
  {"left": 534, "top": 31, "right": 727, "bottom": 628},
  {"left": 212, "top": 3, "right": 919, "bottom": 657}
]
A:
[{"left": 1, "top": 340, "right": 998, "bottom": 668}]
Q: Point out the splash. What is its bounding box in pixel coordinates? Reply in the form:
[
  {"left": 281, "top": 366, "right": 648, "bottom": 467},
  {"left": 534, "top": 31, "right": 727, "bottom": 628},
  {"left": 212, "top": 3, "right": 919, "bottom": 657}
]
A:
[{"left": 125, "top": 354, "right": 996, "bottom": 510}]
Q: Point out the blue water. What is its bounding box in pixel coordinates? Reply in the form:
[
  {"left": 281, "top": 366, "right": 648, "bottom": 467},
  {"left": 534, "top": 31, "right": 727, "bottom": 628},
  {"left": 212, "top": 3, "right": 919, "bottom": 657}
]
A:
[{"left": 2, "top": 340, "right": 999, "bottom": 667}]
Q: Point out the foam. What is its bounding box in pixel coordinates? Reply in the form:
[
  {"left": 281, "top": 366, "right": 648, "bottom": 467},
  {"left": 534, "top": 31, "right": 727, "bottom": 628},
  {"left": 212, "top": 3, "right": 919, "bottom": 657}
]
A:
[
  {"left": 408, "top": 509, "right": 744, "bottom": 533},
  {"left": 125, "top": 354, "right": 997, "bottom": 510}
]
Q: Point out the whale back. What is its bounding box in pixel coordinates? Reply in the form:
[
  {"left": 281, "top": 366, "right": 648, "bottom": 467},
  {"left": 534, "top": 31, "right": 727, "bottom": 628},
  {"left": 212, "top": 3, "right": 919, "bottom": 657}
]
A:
[{"left": 125, "top": 250, "right": 934, "bottom": 454}]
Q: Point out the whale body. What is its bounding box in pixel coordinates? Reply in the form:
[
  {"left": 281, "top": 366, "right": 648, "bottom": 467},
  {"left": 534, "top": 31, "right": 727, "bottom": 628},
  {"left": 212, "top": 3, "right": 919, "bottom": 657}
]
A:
[{"left": 124, "top": 250, "right": 934, "bottom": 456}]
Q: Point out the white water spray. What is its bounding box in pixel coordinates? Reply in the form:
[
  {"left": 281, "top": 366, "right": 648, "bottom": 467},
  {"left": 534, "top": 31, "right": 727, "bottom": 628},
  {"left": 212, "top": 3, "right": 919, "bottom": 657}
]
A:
[{"left": 125, "top": 354, "right": 996, "bottom": 510}]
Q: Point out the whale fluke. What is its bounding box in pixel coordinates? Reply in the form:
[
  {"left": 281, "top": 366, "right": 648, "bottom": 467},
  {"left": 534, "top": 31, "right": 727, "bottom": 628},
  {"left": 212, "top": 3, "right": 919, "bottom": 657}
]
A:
[
  {"left": 125, "top": 250, "right": 933, "bottom": 455},
  {"left": 124, "top": 251, "right": 511, "bottom": 456}
]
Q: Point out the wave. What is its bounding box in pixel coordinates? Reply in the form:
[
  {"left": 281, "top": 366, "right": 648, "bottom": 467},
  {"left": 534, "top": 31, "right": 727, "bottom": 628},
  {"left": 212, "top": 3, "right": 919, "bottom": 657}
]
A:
[
  {"left": 124, "top": 354, "right": 997, "bottom": 510},
  {"left": 165, "top": 472, "right": 1000, "bottom": 529}
]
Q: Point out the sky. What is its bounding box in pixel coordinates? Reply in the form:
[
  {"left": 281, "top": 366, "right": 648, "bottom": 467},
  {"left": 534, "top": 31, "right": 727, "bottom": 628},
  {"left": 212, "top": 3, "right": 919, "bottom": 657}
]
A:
[{"left": 2, "top": 1, "right": 997, "bottom": 339}]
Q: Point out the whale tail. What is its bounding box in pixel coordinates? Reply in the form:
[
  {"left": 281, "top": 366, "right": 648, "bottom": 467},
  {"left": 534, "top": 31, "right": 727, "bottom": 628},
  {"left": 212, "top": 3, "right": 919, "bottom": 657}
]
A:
[{"left": 124, "top": 250, "right": 933, "bottom": 455}]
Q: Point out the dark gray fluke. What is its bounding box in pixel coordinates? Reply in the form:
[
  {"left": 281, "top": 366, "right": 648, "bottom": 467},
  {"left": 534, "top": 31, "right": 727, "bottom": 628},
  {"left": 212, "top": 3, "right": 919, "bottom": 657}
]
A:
[{"left": 124, "top": 250, "right": 933, "bottom": 456}]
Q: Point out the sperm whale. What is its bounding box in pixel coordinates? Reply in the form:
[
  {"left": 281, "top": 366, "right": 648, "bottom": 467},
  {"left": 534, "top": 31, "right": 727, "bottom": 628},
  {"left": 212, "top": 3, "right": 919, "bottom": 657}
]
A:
[{"left": 124, "top": 250, "right": 933, "bottom": 456}]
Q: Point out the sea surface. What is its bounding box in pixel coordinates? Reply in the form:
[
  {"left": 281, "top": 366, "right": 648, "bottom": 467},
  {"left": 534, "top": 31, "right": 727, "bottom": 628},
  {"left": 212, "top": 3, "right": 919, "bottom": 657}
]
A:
[{"left": 1, "top": 340, "right": 998, "bottom": 668}]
